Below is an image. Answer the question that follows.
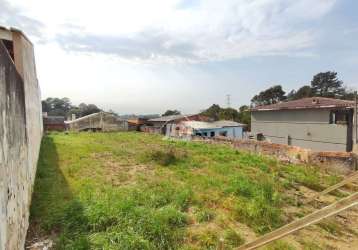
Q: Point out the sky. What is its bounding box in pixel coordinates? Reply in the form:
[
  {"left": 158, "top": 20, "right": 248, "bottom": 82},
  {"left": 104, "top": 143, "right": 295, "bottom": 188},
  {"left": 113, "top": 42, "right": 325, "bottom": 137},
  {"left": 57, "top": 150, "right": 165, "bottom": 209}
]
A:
[{"left": 1, "top": 0, "right": 358, "bottom": 114}]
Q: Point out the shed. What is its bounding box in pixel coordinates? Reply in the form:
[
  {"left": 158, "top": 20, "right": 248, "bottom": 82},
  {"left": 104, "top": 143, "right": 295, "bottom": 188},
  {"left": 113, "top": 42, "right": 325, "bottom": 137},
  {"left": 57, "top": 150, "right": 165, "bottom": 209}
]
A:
[
  {"left": 167, "top": 120, "right": 246, "bottom": 139},
  {"left": 65, "top": 112, "right": 128, "bottom": 132},
  {"left": 43, "top": 115, "right": 65, "bottom": 131},
  {"left": 145, "top": 114, "right": 210, "bottom": 134}
]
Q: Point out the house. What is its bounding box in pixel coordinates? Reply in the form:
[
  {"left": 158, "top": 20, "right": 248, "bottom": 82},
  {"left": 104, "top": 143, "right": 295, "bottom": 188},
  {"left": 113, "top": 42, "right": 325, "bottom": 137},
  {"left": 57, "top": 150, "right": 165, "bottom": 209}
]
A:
[
  {"left": 251, "top": 97, "right": 356, "bottom": 152},
  {"left": 127, "top": 117, "right": 148, "bottom": 131},
  {"left": 43, "top": 114, "right": 65, "bottom": 131},
  {"left": 65, "top": 112, "right": 128, "bottom": 132},
  {"left": 166, "top": 120, "right": 246, "bottom": 139},
  {"left": 144, "top": 114, "right": 210, "bottom": 134}
]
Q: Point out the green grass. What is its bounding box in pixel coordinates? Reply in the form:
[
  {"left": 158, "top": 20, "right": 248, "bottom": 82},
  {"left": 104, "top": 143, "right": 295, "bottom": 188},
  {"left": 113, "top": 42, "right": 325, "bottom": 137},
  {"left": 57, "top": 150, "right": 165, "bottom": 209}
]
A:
[{"left": 29, "top": 132, "right": 343, "bottom": 249}]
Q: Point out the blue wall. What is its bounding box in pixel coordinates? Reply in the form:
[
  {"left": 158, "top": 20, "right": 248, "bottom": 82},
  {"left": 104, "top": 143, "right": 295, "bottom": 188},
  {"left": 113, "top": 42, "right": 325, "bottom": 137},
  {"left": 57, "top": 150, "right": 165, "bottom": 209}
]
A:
[{"left": 193, "top": 126, "right": 243, "bottom": 139}]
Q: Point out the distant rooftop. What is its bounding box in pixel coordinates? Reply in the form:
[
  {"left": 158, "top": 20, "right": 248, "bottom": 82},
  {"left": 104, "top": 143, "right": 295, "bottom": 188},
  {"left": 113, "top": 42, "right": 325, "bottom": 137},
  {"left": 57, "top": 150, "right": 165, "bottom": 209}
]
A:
[
  {"left": 251, "top": 97, "right": 354, "bottom": 112},
  {"left": 43, "top": 116, "right": 65, "bottom": 125},
  {"left": 148, "top": 114, "right": 193, "bottom": 122},
  {"left": 182, "top": 120, "right": 245, "bottom": 130}
]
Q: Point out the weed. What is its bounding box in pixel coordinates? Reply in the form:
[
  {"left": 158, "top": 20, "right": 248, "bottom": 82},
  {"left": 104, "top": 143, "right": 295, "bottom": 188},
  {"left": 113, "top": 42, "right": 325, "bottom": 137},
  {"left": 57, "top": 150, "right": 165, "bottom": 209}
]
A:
[
  {"left": 195, "top": 209, "right": 216, "bottom": 223},
  {"left": 223, "top": 229, "right": 245, "bottom": 247},
  {"left": 263, "top": 240, "right": 296, "bottom": 250},
  {"left": 317, "top": 219, "right": 343, "bottom": 236},
  {"left": 300, "top": 240, "right": 323, "bottom": 250}
]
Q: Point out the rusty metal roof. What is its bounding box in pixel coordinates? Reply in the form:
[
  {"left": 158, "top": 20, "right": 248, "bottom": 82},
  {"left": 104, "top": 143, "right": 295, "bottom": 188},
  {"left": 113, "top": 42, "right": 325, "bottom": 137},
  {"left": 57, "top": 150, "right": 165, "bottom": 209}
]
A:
[{"left": 251, "top": 97, "right": 354, "bottom": 112}]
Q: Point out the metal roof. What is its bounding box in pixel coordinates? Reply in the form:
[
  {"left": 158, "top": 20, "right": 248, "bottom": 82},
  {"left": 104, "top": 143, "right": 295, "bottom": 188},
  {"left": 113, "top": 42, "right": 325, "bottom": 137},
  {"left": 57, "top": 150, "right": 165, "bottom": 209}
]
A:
[
  {"left": 64, "top": 112, "right": 125, "bottom": 124},
  {"left": 251, "top": 97, "right": 354, "bottom": 112}
]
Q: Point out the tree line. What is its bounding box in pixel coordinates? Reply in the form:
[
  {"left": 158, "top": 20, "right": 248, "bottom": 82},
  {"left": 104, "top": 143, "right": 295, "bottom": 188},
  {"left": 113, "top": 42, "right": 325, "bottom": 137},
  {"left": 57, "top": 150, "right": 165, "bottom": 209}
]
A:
[
  {"left": 251, "top": 71, "right": 355, "bottom": 106},
  {"left": 195, "top": 71, "right": 355, "bottom": 129},
  {"left": 42, "top": 97, "right": 102, "bottom": 118}
]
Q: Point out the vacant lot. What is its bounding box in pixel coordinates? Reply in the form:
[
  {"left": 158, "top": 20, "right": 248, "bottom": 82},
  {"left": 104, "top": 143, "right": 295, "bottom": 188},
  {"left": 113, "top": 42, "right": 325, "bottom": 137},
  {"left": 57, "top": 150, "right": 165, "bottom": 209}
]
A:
[{"left": 28, "top": 132, "right": 358, "bottom": 249}]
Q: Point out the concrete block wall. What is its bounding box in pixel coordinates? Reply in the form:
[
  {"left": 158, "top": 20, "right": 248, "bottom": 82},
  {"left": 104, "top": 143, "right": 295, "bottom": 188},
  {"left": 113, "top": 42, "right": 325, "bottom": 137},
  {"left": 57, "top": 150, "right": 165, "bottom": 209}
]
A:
[
  {"left": 0, "top": 28, "right": 42, "bottom": 250},
  {"left": 194, "top": 136, "right": 356, "bottom": 175}
]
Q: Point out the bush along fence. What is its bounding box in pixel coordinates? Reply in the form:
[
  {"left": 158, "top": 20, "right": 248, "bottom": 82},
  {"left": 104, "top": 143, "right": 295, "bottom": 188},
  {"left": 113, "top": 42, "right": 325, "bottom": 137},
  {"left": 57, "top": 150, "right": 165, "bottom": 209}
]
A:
[{"left": 192, "top": 136, "right": 358, "bottom": 175}]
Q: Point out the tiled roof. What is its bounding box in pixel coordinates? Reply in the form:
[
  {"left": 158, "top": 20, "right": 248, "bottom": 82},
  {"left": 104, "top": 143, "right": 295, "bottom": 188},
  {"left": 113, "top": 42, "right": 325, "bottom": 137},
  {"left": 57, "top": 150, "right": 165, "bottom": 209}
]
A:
[{"left": 251, "top": 97, "right": 354, "bottom": 111}]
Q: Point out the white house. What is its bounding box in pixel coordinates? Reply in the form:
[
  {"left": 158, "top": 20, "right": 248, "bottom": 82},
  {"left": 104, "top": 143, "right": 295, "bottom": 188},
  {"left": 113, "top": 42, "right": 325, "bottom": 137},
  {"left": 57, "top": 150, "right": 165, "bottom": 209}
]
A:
[{"left": 166, "top": 120, "right": 246, "bottom": 139}]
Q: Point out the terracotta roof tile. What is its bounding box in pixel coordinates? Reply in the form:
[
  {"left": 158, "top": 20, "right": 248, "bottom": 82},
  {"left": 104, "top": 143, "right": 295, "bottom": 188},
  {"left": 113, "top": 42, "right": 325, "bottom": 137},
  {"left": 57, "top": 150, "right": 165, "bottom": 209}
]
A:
[{"left": 251, "top": 97, "right": 354, "bottom": 111}]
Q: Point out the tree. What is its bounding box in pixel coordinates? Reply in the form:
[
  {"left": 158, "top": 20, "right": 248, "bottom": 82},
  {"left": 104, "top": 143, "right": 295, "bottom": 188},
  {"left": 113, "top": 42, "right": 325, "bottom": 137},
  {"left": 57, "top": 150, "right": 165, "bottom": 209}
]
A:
[
  {"left": 294, "top": 85, "right": 313, "bottom": 99},
  {"left": 201, "top": 104, "right": 241, "bottom": 121},
  {"left": 251, "top": 85, "right": 286, "bottom": 106},
  {"left": 287, "top": 85, "right": 312, "bottom": 100},
  {"left": 78, "top": 103, "right": 101, "bottom": 117},
  {"left": 219, "top": 108, "right": 239, "bottom": 121},
  {"left": 311, "top": 71, "right": 344, "bottom": 98},
  {"left": 200, "top": 104, "right": 221, "bottom": 120},
  {"left": 162, "top": 110, "right": 181, "bottom": 116},
  {"left": 41, "top": 97, "right": 72, "bottom": 116},
  {"left": 41, "top": 100, "right": 50, "bottom": 113},
  {"left": 238, "top": 105, "right": 251, "bottom": 130},
  {"left": 286, "top": 90, "right": 296, "bottom": 101},
  {"left": 41, "top": 97, "right": 102, "bottom": 118}
]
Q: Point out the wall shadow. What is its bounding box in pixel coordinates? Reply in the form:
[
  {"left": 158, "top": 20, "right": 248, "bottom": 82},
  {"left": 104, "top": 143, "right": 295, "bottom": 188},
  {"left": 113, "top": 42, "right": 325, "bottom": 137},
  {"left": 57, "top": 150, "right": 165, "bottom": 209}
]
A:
[{"left": 26, "top": 135, "right": 89, "bottom": 249}]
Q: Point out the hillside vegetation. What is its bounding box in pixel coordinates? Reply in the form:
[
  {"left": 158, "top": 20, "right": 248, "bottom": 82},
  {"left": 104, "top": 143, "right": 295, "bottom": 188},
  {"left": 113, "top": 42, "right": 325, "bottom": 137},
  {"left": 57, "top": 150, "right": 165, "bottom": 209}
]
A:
[{"left": 28, "top": 132, "right": 357, "bottom": 249}]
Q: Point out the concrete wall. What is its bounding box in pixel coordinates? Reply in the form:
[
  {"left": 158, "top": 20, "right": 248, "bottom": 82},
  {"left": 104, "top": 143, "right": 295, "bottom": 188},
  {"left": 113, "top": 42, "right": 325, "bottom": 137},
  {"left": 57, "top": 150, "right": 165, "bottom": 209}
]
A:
[
  {"left": 0, "top": 29, "right": 42, "bottom": 250},
  {"left": 251, "top": 109, "right": 349, "bottom": 152}
]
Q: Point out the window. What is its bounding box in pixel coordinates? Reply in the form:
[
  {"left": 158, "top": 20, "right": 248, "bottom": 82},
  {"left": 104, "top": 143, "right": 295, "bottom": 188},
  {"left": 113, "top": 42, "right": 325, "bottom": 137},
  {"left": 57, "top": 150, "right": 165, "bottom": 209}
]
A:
[
  {"left": 219, "top": 131, "right": 227, "bottom": 137},
  {"left": 288, "top": 135, "right": 292, "bottom": 145},
  {"left": 195, "top": 133, "right": 202, "bottom": 136},
  {"left": 257, "top": 133, "right": 265, "bottom": 141},
  {"left": 203, "top": 132, "right": 208, "bottom": 137},
  {"left": 210, "top": 131, "right": 215, "bottom": 137},
  {"left": 330, "top": 111, "right": 348, "bottom": 125},
  {"left": 1, "top": 40, "right": 14, "bottom": 60}
]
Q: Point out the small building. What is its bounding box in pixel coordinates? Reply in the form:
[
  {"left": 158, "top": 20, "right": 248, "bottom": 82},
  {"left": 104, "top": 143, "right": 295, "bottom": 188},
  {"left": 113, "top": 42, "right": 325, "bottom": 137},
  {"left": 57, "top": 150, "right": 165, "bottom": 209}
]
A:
[
  {"left": 43, "top": 115, "right": 65, "bottom": 131},
  {"left": 251, "top": 97, "right": 356, "bottom": 152},
  {"left": 65, "top": 112, "right": 128, "bottom": 132},
  {"left": 127, "top": 118, "right": 148, "bottom": 131},
  {"left": 166, "top": 120, "right": 246, "bottom": 139},
  {"left": 144, "top": 114, "right": 211, "bottom": 134}
]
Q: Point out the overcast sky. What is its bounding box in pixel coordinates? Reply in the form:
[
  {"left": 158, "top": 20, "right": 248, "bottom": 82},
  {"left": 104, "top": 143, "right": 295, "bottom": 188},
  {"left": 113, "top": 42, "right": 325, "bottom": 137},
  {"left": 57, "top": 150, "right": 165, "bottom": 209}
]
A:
[{"left": 1, "top": 0, "right": 358, "bottom": 114}]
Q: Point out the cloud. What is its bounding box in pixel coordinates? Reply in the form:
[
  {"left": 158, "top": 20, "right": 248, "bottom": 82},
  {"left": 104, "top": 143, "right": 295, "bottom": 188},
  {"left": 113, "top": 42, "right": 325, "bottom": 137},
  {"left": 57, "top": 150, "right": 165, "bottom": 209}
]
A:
[
  {"left": 56, "top": 29, "right": 199, "bottom": 63},
  {"left": 0, "top": 0, "right": 44, "bottom": 38},
  {"left": 53, "top": 0, "right": 336, "bottom": 63}
]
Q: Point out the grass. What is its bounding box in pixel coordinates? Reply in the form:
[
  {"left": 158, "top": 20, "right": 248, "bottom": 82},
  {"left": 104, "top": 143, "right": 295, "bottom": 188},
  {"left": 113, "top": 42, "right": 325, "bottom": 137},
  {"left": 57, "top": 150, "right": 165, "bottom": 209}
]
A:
[{"left": 29, "top": 132, "right": 344, "bottom": 249}]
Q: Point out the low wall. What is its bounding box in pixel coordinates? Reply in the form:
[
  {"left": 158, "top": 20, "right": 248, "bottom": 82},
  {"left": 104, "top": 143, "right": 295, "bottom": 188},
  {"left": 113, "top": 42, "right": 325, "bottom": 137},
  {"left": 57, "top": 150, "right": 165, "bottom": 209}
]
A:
[
  {"left": 0, "top": 30, "right": 42, "bottom": 250},
  {"left": 193, "top": 136, "right": 357, "bottom": 175}
]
